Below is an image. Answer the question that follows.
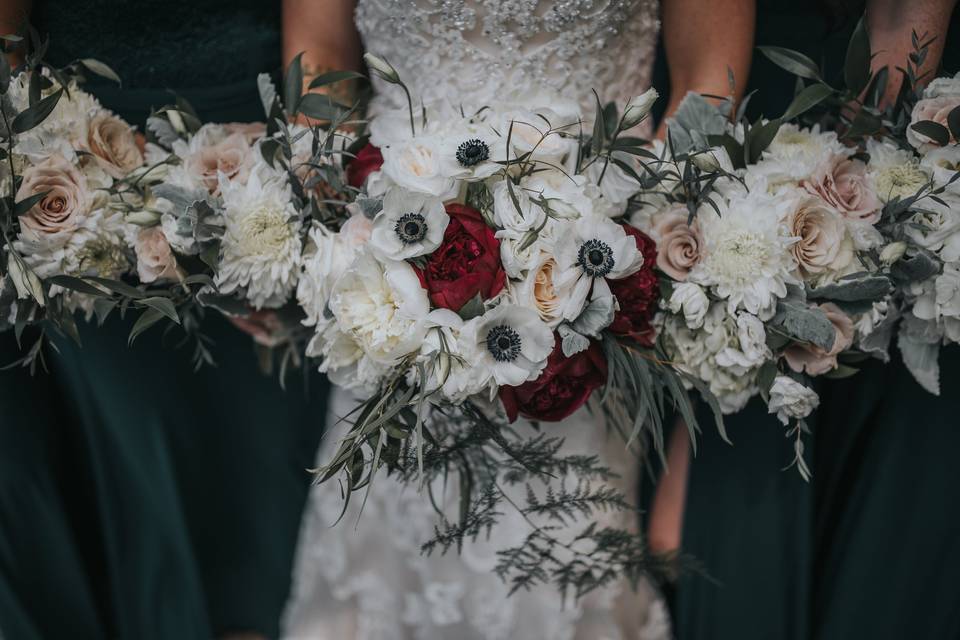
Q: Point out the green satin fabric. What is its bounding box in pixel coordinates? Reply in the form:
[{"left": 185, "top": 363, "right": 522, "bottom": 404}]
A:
[{"left": 0, "top": 4, "right": 327, "bottom": 639}]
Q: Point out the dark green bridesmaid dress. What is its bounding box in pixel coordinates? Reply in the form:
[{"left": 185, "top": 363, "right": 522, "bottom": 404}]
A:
[
  {"left": 0, "top": 3, "right": 329, "bottom": 638},
  {"left": 647, "top": 4, "right": 854, "bottom": 639}
]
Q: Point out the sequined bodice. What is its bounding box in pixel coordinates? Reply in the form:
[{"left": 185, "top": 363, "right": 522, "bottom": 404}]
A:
[{"left": 355, "top": 0, "right": 659, "bottom": 115}]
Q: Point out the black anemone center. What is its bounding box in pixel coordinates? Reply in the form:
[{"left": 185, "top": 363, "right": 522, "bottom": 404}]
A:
[
  {"left": 456, "top": 139, "right": 490, "bottom": 167},
  {"left": 395, "top": 212, "right": 428, "bottom": 244},
  {"left": 485, "top": 325, "right": 522, "bottom": 362},
  {"left": 577, "top": 239, "right": 615, "bottom": 277}
]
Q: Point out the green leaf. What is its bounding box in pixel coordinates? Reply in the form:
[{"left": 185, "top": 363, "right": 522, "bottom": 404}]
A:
[
  {"left": 844, "top": 17, "right": 872, "bottom": 94},
  {"left": 845, "top": 110, "right": 883, "bottom": 140},
  {"left": 127, "top": 307, "right": 165, "bottom": 345},
  {"left": 807, "top": 276, "right": 892, "bottom": 302},
  {"left": 11, "top": 88, "right": 62, "bottom": 133},
  {"left": 948, "top": 105, "right": 960, "bottom": 142},
  {"left": 297, "top": 93, "right": 345, "bottom": 121},
  {"left": 182, "top": 273, "right": 215, "bottom": 288},
  {"left": 196, "top": 291, "right": 249, "bottom": 316},
  {"left": 307, "top": 70, "right": 366, "bottom": 90},
  {"left": 47, "top": 275, "right": 109, "bottom": 298},
  {"left": 13, "top": 190, "right": 48, "bottom": 216},
  {"left": 782, "top": 83, "right": 834, "bottom": 121},
  {"left": 591, "top": 90, "right": 606, "bottom": 157},
  {"left": 137, "top": 296, "right": 180, "bottom": 324},
  {"left": 757, "top": 46, "right": 823, "bottom": 82},
  {"left": 910, "top": 120, "right": 950, "bottom": 146},
  {"left": 458, "top": 294, "right": 485, "bottom": 321},
  {"left": 84, "top": 276, "right": 146, "bottom": 299},
  {"left": 284, "top": 52, "right": 304, "bottom": 114},
  {"left": 746, "top": 118, "right": 782, "bottom": 164},
  {"left": 79, "top": 58, "right": 122, "bottom": 85}
]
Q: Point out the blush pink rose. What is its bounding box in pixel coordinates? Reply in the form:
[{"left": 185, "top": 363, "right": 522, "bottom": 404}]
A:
[
  {"left": 653, "top": 207, "right": 703, "bottom": 281},
  {"left": 784, "top": 302, "right": 854, "bottom": 376},
  {"left": 135, "top": 226, "right": 181, "bottom": 283},
  {"left": 788, "top": 196, "right": 853, "bottom": 279},
  {"left": 16, "top": 154, "right": 92, "bottom": 236},
  {"left": 187, "top": 131, "right": 256, "bottom": 193},
  {"left": 803, "top": 155, "right": 881, "bottom": 224},
  {"left": 87, "top": 113, "right": 145, "bottom": 178}
]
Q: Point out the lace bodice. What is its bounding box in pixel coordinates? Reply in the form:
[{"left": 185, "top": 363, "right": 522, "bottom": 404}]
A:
[{"left": 355, "top": 0, "right": 659, "bottom": 115}]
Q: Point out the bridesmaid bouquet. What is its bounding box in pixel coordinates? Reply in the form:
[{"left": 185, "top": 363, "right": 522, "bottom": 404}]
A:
[{"left": 751, "top": 20, "right": 960, "bottom": 402}]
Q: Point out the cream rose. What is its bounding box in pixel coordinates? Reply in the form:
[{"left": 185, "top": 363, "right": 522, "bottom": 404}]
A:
[
  {"left": 135, "top": 226, "right": 181, "bottom": 283},
  {"left": 515, "top": 252, "right": 576, "bottom": 327},
  {"left": 784, "top": 302, "right": 854, "bottom": 375},
  {"left": 803, "top": 155, "right": 881, "bottom": 224},
  {"left": 87, "top": 113, "right": 145, "bottom": 178},
  {"left": 187, "top": 131, "right": 255, "bottom": 193},
  {"left": 653, "top": 208, "right": 704, "bottom": 281},
  {"left": 16, "top": 153, "right": 92, "bottom": 236},
  {"left": 788, "top": 196, "right": 854, "bottom": 279}
]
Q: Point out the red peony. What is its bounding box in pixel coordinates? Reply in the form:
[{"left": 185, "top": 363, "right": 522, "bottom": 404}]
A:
[
  {"left": 608, "top": 225, "right": 660, "bottom": 347},
  {"left": 500, "top": 337, "right": 608, "bottom": 423},
  {"left": 416, "top": 203, "right": 506, "bottom": 312},
  {"left": 347, "top": 143, "right": 383, "bottom": 188}
]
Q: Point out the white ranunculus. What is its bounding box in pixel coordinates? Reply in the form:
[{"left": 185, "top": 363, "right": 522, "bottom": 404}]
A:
[
  {"left": 689, "top": 191, "right": 799, "bottom": 320},
  {"left": 767, "top": 375, "right": 820, "bottom": 425},
  {"left": 370, "top": 188, "right": 449, "bottom": 260},
  {"left": 328, "top": 249, "right": 430, "bottom": 365},
  {"left": 553, "top": 215, "right": 645, "bottom": 321},
  {"left": 667, "top": 282, "right": 709, "bottom": 329},
  {"left": 216, "top": 165, "right": 301, "bottom": 308},
  {"left": 458, "top": 303, "right": 555, "bottom": 388},
  {"left": 621, "top": 88, "right": 659, "bottom": 129},
  {"left": 492, "top": 180, "right": 548, "bottom": 233},
  {"left": 921, "top": 145, "right": 960, "bottom": 194},
  {"left": 381, "top": 135, "right": 458, "bottom": 198},
  {"left": 715, "top": 312, "right": 771, "bottom": 371}
]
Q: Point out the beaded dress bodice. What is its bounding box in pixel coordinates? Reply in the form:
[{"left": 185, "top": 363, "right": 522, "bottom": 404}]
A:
[{"left": 354, "top": 0, "right": 659, "bottom": 114}]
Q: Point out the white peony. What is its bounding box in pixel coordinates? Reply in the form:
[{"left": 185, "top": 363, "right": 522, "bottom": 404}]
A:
[
  {"left": 370, "top": 188, "right": 449, "bottom": 259},
  {"left": 457, "top": 303, "right": 555, "bottom": 388},
  {"left": 216, "top": 165, "right": 301, "bottom": 308},
  {"left": 667, "top": 282, "right": 709, "bottom": 329},
  {"left": 767, "top": 375, "right": 820, "bottom": 425},
  {"left": 328, "top": 249, "right": 430, "bottom": 365},
  {"left": 690, "top": 191, "right": 799, "bottom": 320},
  {"left": 553, "top": 215, "right": 645, "bottom": 321}
]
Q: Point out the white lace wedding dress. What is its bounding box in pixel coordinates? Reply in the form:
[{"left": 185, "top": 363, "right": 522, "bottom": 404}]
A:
[{"left": 282, "top": 2, "right": 670, "bottom": 639}]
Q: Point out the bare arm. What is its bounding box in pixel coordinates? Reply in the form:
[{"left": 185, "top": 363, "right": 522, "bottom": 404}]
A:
[
  {"left": 867, "top": 0, "right": 958, "bottom": 106},
  {"left": 0, "top": 0, "right": 29, "bottom": 67},
  {"left": 282, "top": 0, "right": 363, "bottom": 98},
  {"left": 656, "top": 0, "right": 756, "bottom": 137}
]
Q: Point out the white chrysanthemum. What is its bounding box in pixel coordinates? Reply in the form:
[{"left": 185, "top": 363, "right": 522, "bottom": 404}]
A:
[
  {"left": 457, "top": 303, "right": 554, "bottom": 388},
  {"left": 216, "top": 166, "right": 301, "bottom": 308},
  {"left": 8, "top": 74, "right": 104, "bottom": 161},
  {"left": 921, "top": 145, "right": 960, "bottom": 194},
  {"left": 767, "top": 375, "right": 820, "bottom": 425},
  {"left": 370, "top": 188, "right": 448, "bottom": 260},
  {"left": 690, "top": 191, "right": 799, "bottom": 320},
  {"left": 865, "top": 138, "right": 930, "bottom": 202},
  {"left": 746, "top": 124, "right": 846, "bottom": 193},
  {"left": 553, "top": 215, "right": 645, "bottom": 321},
  {"left": 328, "top": 249, "right": 430, "bottom": 365},
  {"left": 662, "top": 303, "right": 762, "bottom": 413}
]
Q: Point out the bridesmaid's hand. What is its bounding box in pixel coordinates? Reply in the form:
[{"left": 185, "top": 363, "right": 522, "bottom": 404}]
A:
[{"left": 227, "top": 309, "right": 284, "bottom": 348}]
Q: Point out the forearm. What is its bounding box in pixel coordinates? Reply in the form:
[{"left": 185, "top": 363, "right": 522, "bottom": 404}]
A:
[
  {"left": 282, "top": 0, "right": 362, "bottom": 98},
  {"left": 0, "top": 0, "right": 29, "bottom": 67},
  {"left": 658, "top": 0, "right": 755, "bottom": 131},
  {"left": 867, "top": 0, "right": 958, "bottom": 105}
]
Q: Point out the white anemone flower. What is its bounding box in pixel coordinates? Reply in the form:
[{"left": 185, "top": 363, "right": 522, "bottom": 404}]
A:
[
  {"left": 370, "top": 188, "right": 449, "bottom": 260},
  {"left": 552, "top": 216, "right": 645, "bottom": 321},
  {"left": 459, "top": 303, "right": 555, "bottom": 388},
  {"left": 216, "top": 166, "right": 301, "bottom": 308}
]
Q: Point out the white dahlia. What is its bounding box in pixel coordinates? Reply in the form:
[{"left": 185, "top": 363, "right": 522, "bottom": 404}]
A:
[{"left": 216, "top": 166, "right": 301, "bottom": 308}]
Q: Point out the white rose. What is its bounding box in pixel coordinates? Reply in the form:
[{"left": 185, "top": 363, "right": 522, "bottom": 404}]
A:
[
  {"left": 381, "top": 135, "right": 458, "bottom": 198},
  {"left": 667, "top": 282, "right": 709, "bottom": 329},
  {"left": 767, "top": 375, "right": 820, "bottom": 425},
  {"left": 715, "top": 312, "right": 771, "bottom": 371},
  {"left": 492, "top": 180, "right": 548, "bottom": 232},
  {"left": 512, "top": 251, "right": 578, "bottom": 327},
  {"left": 921, "top": 145, "right": 960, "bottom": 194}
]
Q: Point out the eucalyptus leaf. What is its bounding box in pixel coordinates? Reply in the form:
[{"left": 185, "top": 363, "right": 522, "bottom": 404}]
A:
[
  {"left": 807, "top": 276, "right": 892, "bottom": 302},
  {"left": 746, "top": 118, "right": 782, "bottom": 164},
  {"left": 782, "top": 83, "right": 834, "bottom": 121},
  {"left": 11, "top": 88, "right": 62, "bottom": 133},
  {"left": 47, "top": 275, "right": 109, "bottom": 298},
  {"left": 949, "top": 105, "right": 960, "bottom": 142},
  {"left": 137, "top": 296, "right": 180, "bottom": 324},
  {"left": 257, "top": 73, "right": 277, "bottom": 119},
  {"left": 844, "top": 17, "right": 872, "bottom": 94},
  {"left": 910, "top": 120, "right": 950, "bottom": 146},
  {"left": 845, "top": 110, "right": 883, "bottom": 140},
  {"left": 127, "top": 307, "right": 165, "bottom": 345},
  {"left": 196, "top": 290, "right": 249, "bottom": 316},
  {"left": 79, "top": 58, "right": 122, "bottom": 85},
  {"left": 297, "top": 93, "right": 345, "bottom": 121},
  {"left": 757, "top": 46, "right": 823, "bottom": 82},
  {"left": 13, "top": 191, "right": 48, "bottom": 216},
  {"left": 284, "top": 52, "right": 304, "bottom": 113},
  {"left": 307, "top": 70, "right": 366, "bottom": 89},
  {"left": 85, "top": 276, "right": 145, "bottom": 299}
]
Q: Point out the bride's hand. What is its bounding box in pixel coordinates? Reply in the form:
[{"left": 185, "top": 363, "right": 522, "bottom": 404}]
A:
[{"left": 227, "top": 309, "right": 284, "bottom": 348}]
